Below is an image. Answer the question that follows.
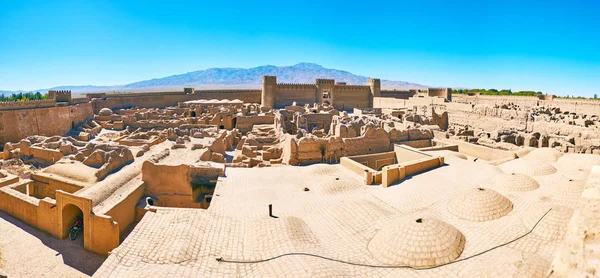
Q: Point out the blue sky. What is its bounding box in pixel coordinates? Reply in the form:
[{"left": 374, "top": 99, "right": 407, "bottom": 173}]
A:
[{"left": 1, "top": 0, "right": 599, "bottom": 97}]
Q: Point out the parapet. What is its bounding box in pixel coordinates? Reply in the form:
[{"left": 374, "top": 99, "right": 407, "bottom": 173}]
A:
[
  {"left": 316, "top": 78, "right": 335, "bottom": 86},
  {"left": 48, "top": 90, "right": 72, "bottom": 103},
  {"left": 0, "top": 99, "right": 57, "bottom": 111},
  {"left": 263, "top": 75, "right": 277, "bottom": 85}
]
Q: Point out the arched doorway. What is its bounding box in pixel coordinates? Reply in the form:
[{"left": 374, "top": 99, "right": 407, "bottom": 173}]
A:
[
  {"left": 190, "top": 111, "right": 196, "bottom": 117},
  {"left": 232, "top": 118, "right": 237, "bottom": 128},
  {"left": 62, "top": 204, "right": 84, "bottom": 243}
]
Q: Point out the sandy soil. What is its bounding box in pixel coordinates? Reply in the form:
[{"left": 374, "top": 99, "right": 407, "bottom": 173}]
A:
[{"left": 0, "top": 211, "right": 105, "bottom": 277}]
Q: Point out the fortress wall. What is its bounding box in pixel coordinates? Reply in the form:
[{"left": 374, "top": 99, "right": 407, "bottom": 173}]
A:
[
  {"left": 452, "top": 94, "right": 600, "bottom": 115},
  {"left": 91, "top": 90, "right": 261, "bottom": 114},
  {"left": 192, "top": 90, "right": 261, "bottom": 103},
  {"left": 381, "top": 90, "right": 415, "bottom": 99},
  {"left": 332, "top": 85, "right": 371, "bottom": 111},
  {"left": 0, "top": 103, "right": 93, "bottom": 145},
  {"left": 274, "top": 84, "right": 317, "bottom": 107},
  {"left": 0, "top": 99, "right": 57, "bottom": 111},
  {"left": 373, "top": 97, "right": 408, "bottom": 109}
]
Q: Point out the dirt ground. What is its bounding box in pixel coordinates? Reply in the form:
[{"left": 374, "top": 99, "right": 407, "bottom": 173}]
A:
[{"left": 0, "top": 211, "right": 105, "bottom": 277}]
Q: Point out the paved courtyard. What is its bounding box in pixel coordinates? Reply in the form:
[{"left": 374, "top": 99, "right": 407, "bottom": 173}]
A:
[{"left": 94, "top": 150, "right": 599, "bottom": 277}]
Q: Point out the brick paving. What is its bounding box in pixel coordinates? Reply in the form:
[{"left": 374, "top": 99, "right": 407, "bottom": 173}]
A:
[{"left": 94, "top": 153, "right": 598, "bottom": 277}]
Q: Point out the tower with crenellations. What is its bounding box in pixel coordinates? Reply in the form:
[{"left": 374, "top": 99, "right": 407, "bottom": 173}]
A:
[{"left": 48, "top": 90, "right": 72, "bottom": 103}]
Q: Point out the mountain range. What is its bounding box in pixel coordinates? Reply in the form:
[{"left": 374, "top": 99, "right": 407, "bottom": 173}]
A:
[{"left": 1, "top": 63, "right": 427, "bottom": 96}]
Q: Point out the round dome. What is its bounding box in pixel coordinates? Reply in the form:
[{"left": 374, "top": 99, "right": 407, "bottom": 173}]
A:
[
  {"left": 522, "top": 205, "right": 573, "bottom": 241},
  {"left": 498, "top": 159, "right": 557, "bottom": 176},
  {"left": 495, "top": 173, "right": 540, "bottom": 191},
  {"left": 368, "top": 217, "right": 465, "bottom": 267},
  {"left": 549, "top": 176, "right": 585, "bottom": 200},
  {"left": 98, "top": 108, "right": 113, "bottom": 116},
  {"left": 448, "top": 188, "right": 513, "bottom": 221},
  {"left": 522, "top": 148, "right": 563, "bottom": 162}
]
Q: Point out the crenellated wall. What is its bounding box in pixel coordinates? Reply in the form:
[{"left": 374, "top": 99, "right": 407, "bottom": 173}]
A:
[
  {"left": 274, "top": 84, "right": 317, "bottom": 107},
  {"left": 265, "top": 77, "right": 380, "bottom": 110},
  {"left": 0, "top": 99, "right": 57, "bottom": 111},
  {"left": 89, "top": 90, "right": 261, "bottom": 114},
  {"left": 332, "top": 85, "right": 371, "bottom": 110}
]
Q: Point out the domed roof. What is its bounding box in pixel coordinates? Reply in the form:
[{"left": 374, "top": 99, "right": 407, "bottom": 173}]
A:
[
  {"left": 498, "top": 159, "right": 557, "bottom": 176},
  {"left": 522, "top": 205, "right": 573, "bottom": 241},
  {"left": 368, "top": 217, "right": 465, "bottom": 267},
  {"left": 522, "top": 148, "right": 563, "bottom": 162},
  {"left": 98, "top": 107, "right": 113, "bottom": 116},
  {"left": 548, "top": 176, "right": 585, "bottom": 200},
  {"left": 495, "top": 173, "right": 540, "bottom": 191},
  {"left": 448, "top": 188, "right": 513, "bottom": 221}
]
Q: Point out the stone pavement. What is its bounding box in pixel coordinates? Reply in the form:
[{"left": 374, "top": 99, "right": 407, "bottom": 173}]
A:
[{"left": 94, "top": 151, "right": 597, "bottom": 277}]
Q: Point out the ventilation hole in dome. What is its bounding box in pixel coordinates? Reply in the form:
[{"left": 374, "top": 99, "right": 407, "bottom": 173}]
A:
[
  {"left": 415, "top": 218, "right": 423, "bottom": 223},
  {"left": 478, "top": 188, "right": 485, "bottom": 191}
]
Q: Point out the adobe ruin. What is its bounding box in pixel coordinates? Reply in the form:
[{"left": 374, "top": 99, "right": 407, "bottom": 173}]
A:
[{"left": 0, "top": 76, "right": 599, "bottom": 277}]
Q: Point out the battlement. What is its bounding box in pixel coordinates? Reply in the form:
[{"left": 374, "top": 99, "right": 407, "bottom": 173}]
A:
[
  {"left": 316, "top": 79, "right": 335, "bottom": 85},
  {"left": 263, "top": 76, "right": 277, "bottom": 84},
  {"left": 48, "top": 90, "right": 72, "bottom": 103},
  {"left": 86, "top": 93, "right": 108, "bottom": 99},
  {"left": 106, "top": 91, "right": 185, "bottom": 98},
  {"left": 367, "top": 78, "right": 381, "bottom": 85},
  {"left": 0, "top": 99, "right": 57, "bottom": 110},
  {"left": 194, "top": 89, "right": 262, "bottom": 94},
  {"left": 71, "top": 97, "right": 89, "bottom": 104},
  {"left": 334, "top": 84, "right": 370, "bottom": 91},
  {"left": 277, "top": 83, "right": 317, "bottom": 88}
]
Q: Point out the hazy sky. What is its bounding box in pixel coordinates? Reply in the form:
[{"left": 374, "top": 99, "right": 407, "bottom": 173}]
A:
[{"left": 1, "top": 0, "right": 599, "bottom": 97}]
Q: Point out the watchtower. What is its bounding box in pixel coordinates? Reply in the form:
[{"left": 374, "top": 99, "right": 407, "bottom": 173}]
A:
[
  {"left": 48, "top": 90, "right": 72, "bottom": 103},
  {"left": 367, "top": 78, "right": 381, "bottom": 107},
  {"left": 261, "top": 76, "right": 277, "bottom": 108}
]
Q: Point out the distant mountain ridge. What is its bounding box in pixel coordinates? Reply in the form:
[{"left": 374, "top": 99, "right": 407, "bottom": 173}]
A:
[{"left": 2, "top": 63, "right": 427, "bottom": 95}]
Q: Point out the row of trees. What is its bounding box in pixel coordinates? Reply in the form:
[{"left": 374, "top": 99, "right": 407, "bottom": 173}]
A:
[
  {"left": 0, "top": 92, "right": 48, "bottom": 102},
  {"left": 452, "top": 89, "right": 543, "bottom": 96}
]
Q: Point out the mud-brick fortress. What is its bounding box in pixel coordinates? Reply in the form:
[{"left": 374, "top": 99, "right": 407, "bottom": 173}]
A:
[{"left": 1, "top": 74, "right": 600, "bottom": 277}]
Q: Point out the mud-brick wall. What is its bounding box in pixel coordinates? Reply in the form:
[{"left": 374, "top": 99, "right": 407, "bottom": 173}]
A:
[
  {"left": 333, "top": 86, "right": 371, "bottom": 111},
  {"left": 91, "top": 90, "right": 262, "bottom": 114},
  {"left": 275, "top": 84, "right": 317, "bottom": 107},
  {"left": 0, "top": 103, "right": 93, "bottom": 145}
]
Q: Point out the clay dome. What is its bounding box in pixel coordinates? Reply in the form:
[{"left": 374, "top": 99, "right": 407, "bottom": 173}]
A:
[
  {"left": 522, "top": 148, "right": 563, "bottom": 162},
  {"left": 98, "top": 108, "right": 113, "bottom": 116},
  {"left": 448, "top": 188, "right": 513, "bottom": 221},
  {"left": 522, "top": 205, "right": 573, "bottom": 241},
  {"left": 498, "top": 159, "right": 557, "bottom": 176},
  {"left": 549, "top": 176, "right": 585, "bottom": 200},
  {"left": 368, "top": 217, "right": 465, "bottom": 267},
  {"left": 496, "top": 173, "right": 540, "bottom": 191}
]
